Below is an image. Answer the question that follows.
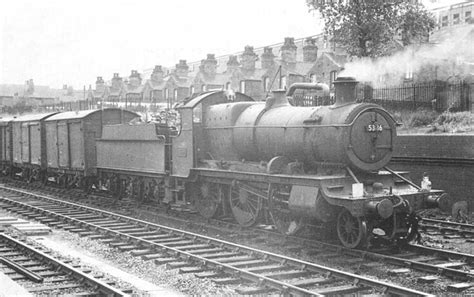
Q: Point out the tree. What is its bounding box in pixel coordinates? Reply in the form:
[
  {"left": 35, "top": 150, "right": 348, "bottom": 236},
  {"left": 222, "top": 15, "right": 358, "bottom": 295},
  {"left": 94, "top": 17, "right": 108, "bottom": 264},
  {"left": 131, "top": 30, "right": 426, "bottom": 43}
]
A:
[{"left": 307, "top": 0, "right": 436, "bottom": 58}]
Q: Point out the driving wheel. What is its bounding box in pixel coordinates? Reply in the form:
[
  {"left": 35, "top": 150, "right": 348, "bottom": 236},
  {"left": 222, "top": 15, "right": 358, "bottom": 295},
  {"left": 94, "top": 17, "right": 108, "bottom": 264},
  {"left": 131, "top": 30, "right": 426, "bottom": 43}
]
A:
[
  {"left": 268, "top": 184, "right": 304, "bottom": 235},
  {"left": 336, "top": 209, "right": 368, "bottom": 248},
  {"left": 194, "top": 182, "right": 221, "bottom": 219},
  {"left": 229, "top": 182, "right": 262, "bottom": 227}
]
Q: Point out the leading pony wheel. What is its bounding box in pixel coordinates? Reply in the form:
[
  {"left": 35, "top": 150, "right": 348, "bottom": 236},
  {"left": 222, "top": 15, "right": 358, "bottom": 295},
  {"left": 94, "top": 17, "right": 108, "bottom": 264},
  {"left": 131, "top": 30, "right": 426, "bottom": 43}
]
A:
[
  {"left": 229, "top": 182, "right": 262, "bottom": 227},
  {"left": 336, "top": 209, "right": 368, "bottom": 248}
]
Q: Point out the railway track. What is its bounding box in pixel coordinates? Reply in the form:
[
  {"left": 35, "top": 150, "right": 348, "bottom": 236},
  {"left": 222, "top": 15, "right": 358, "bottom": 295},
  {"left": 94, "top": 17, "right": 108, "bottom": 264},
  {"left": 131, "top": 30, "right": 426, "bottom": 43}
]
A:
[
  {"left": 420, "top": 217, "right": 474, "bottom": 239},
  {"left": 2, "top": 181, "right": 474, "bottom": 294},
  {"left": 0, "top": 232, "right": 128, "bottom": 296},
  {"left": 0, "top": 184, "right": 433, "bottom": 296}
]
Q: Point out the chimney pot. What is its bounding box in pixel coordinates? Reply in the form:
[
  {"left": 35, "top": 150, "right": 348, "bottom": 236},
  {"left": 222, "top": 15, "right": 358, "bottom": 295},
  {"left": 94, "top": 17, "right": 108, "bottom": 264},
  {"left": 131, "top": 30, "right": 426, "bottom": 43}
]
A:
[
  {"left": 261, "top": 47, "right": 276, "bottom": 69},
  {"left": 175, "top": 60, "right": 189, "bottom": 77},
  {"left": 303, "top": 37, "right": 318, "bottom": 63},
  {"left": 280, "top": 37, "right": 297, "bottom": 66},
  {"left": 241, "top": 46, "right": 257, "bottom": 72}
]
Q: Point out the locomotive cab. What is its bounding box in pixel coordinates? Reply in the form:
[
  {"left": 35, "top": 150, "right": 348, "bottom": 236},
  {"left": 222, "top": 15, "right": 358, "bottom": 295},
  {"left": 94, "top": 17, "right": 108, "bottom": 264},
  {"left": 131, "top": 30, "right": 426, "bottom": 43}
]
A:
[{"left": 171, "top": 91, "right": 255, "bottom": 178}]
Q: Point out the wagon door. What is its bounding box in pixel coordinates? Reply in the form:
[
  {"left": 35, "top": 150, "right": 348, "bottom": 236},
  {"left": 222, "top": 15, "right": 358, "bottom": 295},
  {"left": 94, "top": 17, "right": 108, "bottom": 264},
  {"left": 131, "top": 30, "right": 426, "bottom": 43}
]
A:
[
  {"left": 58, "top": 122, "right": 70, "bottom": 168},
  {"left": 69, "top": 122, "right": 84, "bottom": 169},
  {"left": 29, "top": 123, "right": 41, "bottom": 166},
  {"left": 12, "top": 123, "right": 21, "bottom": 163},
  {"left": 6, "top": 125, "right": 12, "bottom": 162},
  {"left": 0, "top": 126, "right": 6, "bottom": 162},
  {"left": 21, "top": 123, "right": 30, "bottom": 163},
  {"left": 46, "top": 122, "right": 58, "bottom": 168}
]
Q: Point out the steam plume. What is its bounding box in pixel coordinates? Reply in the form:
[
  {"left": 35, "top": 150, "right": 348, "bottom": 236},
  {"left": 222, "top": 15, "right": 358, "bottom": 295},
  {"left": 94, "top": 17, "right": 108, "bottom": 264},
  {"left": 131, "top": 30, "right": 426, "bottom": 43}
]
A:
[{"left": 339, "top": 24, "right": 474, "bottom": 87}]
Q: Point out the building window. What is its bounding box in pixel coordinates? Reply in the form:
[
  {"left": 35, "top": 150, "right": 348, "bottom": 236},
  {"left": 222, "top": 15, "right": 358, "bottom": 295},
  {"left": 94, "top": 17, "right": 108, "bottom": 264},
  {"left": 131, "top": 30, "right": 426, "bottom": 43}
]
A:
[
  {"left": 466, "top": 11, "right": 472, "bottom": 23},
  {"left": 310, "top": 74, "right": 317, "bottom": 83},
  {"left": 202, "top": 85, "right": 207, "bottom": 92},
  {"left": 240, "top": 81, "right": 246, "bottom": 93},
  {"left": 226, "top": 82, "right": 231, "bottom": 90},
  {"left": 330, "top": 71, "right": 337, "bottom": 86},
  {"left": 279, "top": 76, "right": 287, "bottom": 90},
  {"left": 190, "top": 86, "right": 195, "bottom": 95},
  {"left": 441, "top": 15, "right": 448, "bottom": 27},
  {"left": 263, "top": 77, "right": 270, "bottom": 92},
  {"left": 174, "top": 89, "right": 178, "bottom": 100},
  {"left": 453, "top": 13, "right": 460, "bottom": 25},
  {"left": 164, "top": 88, "right": 169, "bottom": 99}
]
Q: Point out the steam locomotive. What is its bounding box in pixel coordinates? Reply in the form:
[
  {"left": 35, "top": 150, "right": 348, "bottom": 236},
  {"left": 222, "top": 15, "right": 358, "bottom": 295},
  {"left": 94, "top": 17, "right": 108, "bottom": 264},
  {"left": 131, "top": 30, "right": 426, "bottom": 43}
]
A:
[{"left": 0, "top": 77, "right": 447, "bottom": 248}]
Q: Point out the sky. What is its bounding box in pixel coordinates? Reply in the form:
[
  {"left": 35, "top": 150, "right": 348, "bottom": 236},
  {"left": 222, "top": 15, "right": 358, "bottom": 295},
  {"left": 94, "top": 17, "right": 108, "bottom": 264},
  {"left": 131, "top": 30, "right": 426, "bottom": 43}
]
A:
[{"left": 0, "top": 0, "right": 322, "bottom": 89}]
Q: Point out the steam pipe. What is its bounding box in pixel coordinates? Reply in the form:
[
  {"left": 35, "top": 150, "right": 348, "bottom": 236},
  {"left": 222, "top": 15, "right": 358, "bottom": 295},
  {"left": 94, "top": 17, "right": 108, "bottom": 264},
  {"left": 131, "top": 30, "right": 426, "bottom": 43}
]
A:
[{"left": 286, "top": 83, "right": 329, "bottom": 97}]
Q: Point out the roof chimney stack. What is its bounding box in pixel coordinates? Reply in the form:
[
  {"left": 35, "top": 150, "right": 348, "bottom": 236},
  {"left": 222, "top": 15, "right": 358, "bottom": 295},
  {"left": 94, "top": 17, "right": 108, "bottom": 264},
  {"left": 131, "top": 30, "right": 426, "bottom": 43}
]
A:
[
  {"left": 303, "top": 37, "right": 318, "bottom": 63},
  {"left": 280, "top": 37, "right": 297, "bottom": 68}
]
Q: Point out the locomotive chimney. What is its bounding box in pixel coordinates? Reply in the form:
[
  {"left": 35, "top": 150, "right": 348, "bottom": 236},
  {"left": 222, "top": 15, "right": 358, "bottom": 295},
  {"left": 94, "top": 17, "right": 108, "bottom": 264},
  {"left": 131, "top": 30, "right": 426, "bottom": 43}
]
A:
[{"left": 333, "top": 77, "right": 358, "bottom": 106}]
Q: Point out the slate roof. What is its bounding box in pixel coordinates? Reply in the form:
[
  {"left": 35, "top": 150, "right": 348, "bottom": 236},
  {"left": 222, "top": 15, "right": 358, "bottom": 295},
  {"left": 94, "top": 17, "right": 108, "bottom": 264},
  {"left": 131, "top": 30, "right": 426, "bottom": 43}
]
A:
[
  {"left": 194, "top": 72, "right": 232, "bottom": 86},
  {"left": 126, "top": 84, "right": 144, "bottom": 94},
  {"left": 168, "top": 75, "right": 192, "bottom": 88}
]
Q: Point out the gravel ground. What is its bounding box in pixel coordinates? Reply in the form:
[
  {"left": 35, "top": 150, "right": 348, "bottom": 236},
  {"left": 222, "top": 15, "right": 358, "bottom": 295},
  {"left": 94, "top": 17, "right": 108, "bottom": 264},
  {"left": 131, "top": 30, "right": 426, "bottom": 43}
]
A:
[
  {"left": 0, "top": 207, "right": 235, "bottom": 296},
  {"left": 32, "top": 231, "right": 235, "bottom": 296},
  {"left": 134, "top": 209, "right": 474, "bottom": 295},
  {"left": 2, "top": 198, "right": 472, "bottom": 295}
]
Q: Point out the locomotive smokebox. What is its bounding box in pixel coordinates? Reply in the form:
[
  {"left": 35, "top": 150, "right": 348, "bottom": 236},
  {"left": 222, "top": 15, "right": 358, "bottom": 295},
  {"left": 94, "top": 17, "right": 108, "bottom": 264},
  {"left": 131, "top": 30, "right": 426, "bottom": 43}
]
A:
[{"left": 333, "top": 77, "right": 358, "bottom": 106}]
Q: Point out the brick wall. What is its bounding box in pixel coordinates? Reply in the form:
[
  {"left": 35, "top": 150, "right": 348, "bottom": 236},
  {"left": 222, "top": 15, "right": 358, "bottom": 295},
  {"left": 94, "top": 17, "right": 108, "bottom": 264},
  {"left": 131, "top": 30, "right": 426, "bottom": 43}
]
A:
[
  {"left": 393, "top": 135, "right": 474, "bottom": 159},
  {"left": 391, "top": 135, "right": 474, "bottom": 207}
]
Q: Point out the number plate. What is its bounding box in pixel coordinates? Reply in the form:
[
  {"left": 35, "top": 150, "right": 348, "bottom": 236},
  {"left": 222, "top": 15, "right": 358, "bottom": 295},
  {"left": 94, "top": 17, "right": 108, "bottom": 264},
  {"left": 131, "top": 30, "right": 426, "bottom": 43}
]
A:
[{"left": 366, "top": 124, "right": 383, "bottom": 132}]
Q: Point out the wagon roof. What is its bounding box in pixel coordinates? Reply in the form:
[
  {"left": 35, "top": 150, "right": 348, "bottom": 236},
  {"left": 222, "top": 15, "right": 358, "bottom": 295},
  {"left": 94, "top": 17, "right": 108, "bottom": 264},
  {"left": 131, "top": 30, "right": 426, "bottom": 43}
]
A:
[
  {"left": 45, "top": 108, "right": 137, "bottom": 121},
  {"left": 0, "top": 116, "right": 17, "bottom": 125},
  {"left": 11, "top": 112, "right": 58, "bottom": 122}
]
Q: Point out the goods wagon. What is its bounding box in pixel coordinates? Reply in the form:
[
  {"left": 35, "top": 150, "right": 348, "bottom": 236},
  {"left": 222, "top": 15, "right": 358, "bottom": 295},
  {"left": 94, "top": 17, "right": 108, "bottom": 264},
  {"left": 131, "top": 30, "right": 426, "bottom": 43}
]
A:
[
  {"left": 44, "top": 108, "right": 138, "bottom": 187},
  {"left": 10, "top": 112, "right": 58, "bottom": 181},
  {"left": 0, "top": 116, "right": 15, "bottom": 171}
]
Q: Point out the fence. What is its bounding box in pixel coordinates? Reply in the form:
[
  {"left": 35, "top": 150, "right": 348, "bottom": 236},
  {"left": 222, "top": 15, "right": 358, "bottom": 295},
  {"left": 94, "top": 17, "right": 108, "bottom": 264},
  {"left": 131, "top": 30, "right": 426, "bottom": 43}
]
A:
[
  {"left": 291, "top": 81, "right": 473, "bottom": 112},
  {"left": 37, "top": 100, "right": 170, "bottom": 114},
  {"left": 38, "top": 100, "right": 97, "bottom": 112},
  {"left": 365, "top": 81, "right": 472, "bottom": 112}
]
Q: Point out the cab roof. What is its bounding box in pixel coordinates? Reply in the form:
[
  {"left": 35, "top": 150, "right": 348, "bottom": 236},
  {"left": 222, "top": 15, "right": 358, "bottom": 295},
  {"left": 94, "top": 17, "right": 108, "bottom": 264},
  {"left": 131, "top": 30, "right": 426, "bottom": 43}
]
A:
[{"left": 178, "top": 91, "right": 254, "bottom": 109}]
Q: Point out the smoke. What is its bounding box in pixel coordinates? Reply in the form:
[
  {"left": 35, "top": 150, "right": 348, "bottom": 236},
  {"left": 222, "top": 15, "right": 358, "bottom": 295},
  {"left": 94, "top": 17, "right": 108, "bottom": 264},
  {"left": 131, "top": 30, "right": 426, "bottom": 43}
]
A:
[{"left": 339, "top": 25, "right": 474, "bottom": 87}]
